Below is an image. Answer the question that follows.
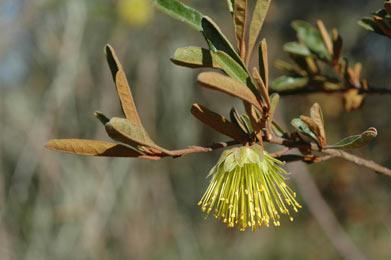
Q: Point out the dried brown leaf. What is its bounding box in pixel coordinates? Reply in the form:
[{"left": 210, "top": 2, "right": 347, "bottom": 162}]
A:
[
  {"left": 343, "top": 89, "right": 365, "bottom": 111},
  {"left": 191, "top": 104, "right": 247, "bottom": 142},
  {"left": 300, "top": 115, "right": 325, "bottom": 148},
  {"left": 252, "top": 67, "right": 270, "bottom": 109},
  {"left": 316, "top": 20, "right": 333, "bottom": 57}
]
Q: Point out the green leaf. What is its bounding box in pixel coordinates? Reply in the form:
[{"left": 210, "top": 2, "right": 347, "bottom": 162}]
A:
[
  {"left": 152, "top": 0, "right": 203, "bottom": 31},
  {"left": 326, "top": 128, "right": 377, "bottom": 149},
  {"left": 247, "top": 0, "right": 271, "bottom": 62},
  {"left": 201, "top": 16, "right": 245, "bottom": 68},
  {"left": 271, "top": 76, "right": 309, "bottom": 92},
  {"left": 230, "top": 108, "right": 249, "bottom": 134},
  {"left": 197, "top": 72, "right": 262, "bottom": 111},
  {"left": 291, "top": 118, "right": 320, "bottom": 144},
  {"left": 271, "top": 121, "right": 289, "bottom": 138},
  {"left": 358, "top": 17, "right": 386, "bottom": 35},
  {"left": 258, "top": 39, "right": 269, "bottom": 87},
  {"left": 105, "top": 117, "right": 173, "bottom": 155},
  {"left": 292, "top": 20, "right": 331, "bottom": 60},
  {"left": 170, "top": 46, "right": 222, "bottom": 69},
  {"left": 214, "top": 51, "right": 258, "bottom": 96},
  {"left": 226, "top": 0, "right": 234, "bottom": 14},
  {"left": 94, "top": 111, "right": 110, "bottom": 126},
  {"left": 283, "top": 42, "right": 312, "bottom": 56},
  {"left": 240, "top": 114, "right": 254, "bottom": 134}
]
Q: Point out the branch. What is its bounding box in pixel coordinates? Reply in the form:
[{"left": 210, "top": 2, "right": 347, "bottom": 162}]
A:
[
  {"left": 268, "top": 137, "right": 391, "bottom": 177},
  {"left": 272, "top": 86, "right": 391, "bottom": 96}
]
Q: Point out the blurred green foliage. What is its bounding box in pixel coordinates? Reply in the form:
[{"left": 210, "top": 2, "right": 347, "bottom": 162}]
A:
[{"left": 0, "top": 0, "right": 390, "bottom": 259}]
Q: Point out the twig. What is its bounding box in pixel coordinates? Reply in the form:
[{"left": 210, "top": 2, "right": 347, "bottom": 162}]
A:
[
  {"left": 271, "top": 86, "right": 391, "bottom": 96},
  {"left": 269, "top": 147, "right": 290, "bottom": 157}
]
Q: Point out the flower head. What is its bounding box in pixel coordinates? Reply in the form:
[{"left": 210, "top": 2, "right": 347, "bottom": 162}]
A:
[{"left": 198, "top": 145, "right": 301, "bottom": 231}]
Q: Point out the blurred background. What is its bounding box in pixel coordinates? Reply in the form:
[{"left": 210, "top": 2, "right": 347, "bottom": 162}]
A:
[{"left": 0, "top": 0, "right": 390, "bottom": 259}]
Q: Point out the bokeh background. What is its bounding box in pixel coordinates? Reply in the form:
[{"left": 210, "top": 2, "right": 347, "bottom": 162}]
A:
[{"left": 1, "top": 0, "right": 390, "bottom": 259}]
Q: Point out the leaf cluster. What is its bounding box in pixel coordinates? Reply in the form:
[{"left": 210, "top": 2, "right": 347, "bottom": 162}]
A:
[{"left": 359, "top": 1, "right": 391, "bottom": 38}]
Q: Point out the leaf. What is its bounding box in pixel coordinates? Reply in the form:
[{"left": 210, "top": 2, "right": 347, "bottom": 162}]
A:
[
  {"left": 230, "top": 108, "right": 249, "bottom": 134},
  {"left": 258, "top": 39, "right": 269, "bottom": 87},
  {"left": 152, "top": 0, "right": 203, "bottom": 31},
  {"left": 201, "top": 16, "right": 245, "bottom": 69},
  {"left": 197, "top": 72, "right": 262, "bottom": 111},
  {"left": 105, "top": 117, "right": 173, "bottom": 155},
  {"left": 247, "top": 0, "right": 271, "bottom": 63},
  {"left": 271, "top": 76, "right": 309, "bottom": 92},
  {"left": 252, "top": 67, "right": 269, "bottom": 108},
  {"left": 291, "top": 118, "right": 320, "bottom": 144},
  {"left": 292, "top": 20, "right": 331, "bottom": 61},
  {"left": 240, "top": 114, "right": 254, "bottom": 134},
  {"left": 343, "top": 89, "right": 365, "bottom": 111},
  {"left": 226, "top": 0, "right": 234, "bottom": 14},
  {"left": 310, "top": 103, "right": 326, "bottom": 145},
  {"left": 316, "top": 20, "right": 333, "bottom": 57},
  {"left": 300, "top": 116, "right": 324, "bottom": 147},
  {"left": 105, "top": 45, "right": 141, "bottom": 125},
  {"left": 267, "top": 93, "right": 279, "bottom": 135},
  {"left": 326, "top": 128, "right": 377, "bottom": 149},
  {"left": 283, "top": 42, "right": 312, "bottom": 56},
  {"left": 45, "top": 139, "right": 145, "bottom": 158},
  {"left": 94, "top": 111, "right": 110, "bottom": 126},
  {"left": 170, "top": 46, "right": 222, "bottom": 69},
  {"left": 271, "top": 121, "right": 289, "bottom": 138},
  {"left": 358, "top": 17, "right": 387, "bottom": 36},
  {"left": 191, "top": 104, "right": 246, "bottom": 142},
  {"left": 214, "top": 51, "right": 259, "bottom": 96},
  {"left": 233, "top": 0, "right": 247, "bottom": 56}
]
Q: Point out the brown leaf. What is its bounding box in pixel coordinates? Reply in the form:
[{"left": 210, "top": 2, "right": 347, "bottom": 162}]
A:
[
  {"left": 244, "top": 102, "right": 263, "bottom": 142},
  {"left": 310, "top": 103, "right": 326, "bottom": 146},
  {"left": 252, "top": 67, "right": 269, "bottom": 109},
  {"left": 105, "top": 117, "right": 174, "bottom": 156},
  {"left": 373, "top": 16, "right": 391, "bottom": 38},
  {"left": 105, "top": 45, "right": 142, "bottom": 125},
  {"left": 316, "top": 20, "right": 333, "bottom": 57},
  {"left": 246, "top": 0, "right": 271, "bottom": 64},
  {"left": 45, "top": 139, "right": 148, "bottom": 158},
  {"left": 233, "top": 0, "right": 247, "bottom": 59},
  {"left": 343, "top": 89, "right": 365, "bottom": 111},
  {"left": 197, "top": 72, "right": 262, "bottom": 111},
  {"left": 257, "top": 39, "right": 269, "bottom": 87},
  {"left": 300, "top": 115, "right": 325, "bottom": 148},
  {"left": 191, "top": 104, "right": 247, "bottom": 142}
]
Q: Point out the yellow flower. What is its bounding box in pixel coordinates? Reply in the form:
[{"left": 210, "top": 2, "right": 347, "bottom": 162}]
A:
[
  {"left": 117, "top": 0, "right": 153, "bottom": 27},
  {"left": 198, "top": 145, "right": 301, "bottom": 231}
]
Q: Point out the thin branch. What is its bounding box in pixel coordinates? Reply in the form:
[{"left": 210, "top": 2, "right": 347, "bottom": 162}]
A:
[
  {"left": 162, "top": 137, "right": 391, "bottom": 177},
  {"left": 271, "top": 86, "right": 391, "bottom": 96}
]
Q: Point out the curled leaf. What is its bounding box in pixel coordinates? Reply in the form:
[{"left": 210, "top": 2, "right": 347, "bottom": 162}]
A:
[
  {"left": 291, "top": 118, "right": 320, "bottom": 144},
  {"left": 326, "top": 128, "right": 377, "bottom": 149}
]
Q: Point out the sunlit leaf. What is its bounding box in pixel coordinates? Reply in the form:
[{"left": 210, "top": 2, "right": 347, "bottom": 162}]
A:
[
  {"left": 197, "top": 72, "right": 262, "bottom": 111},
  {"left": 45, "top": 139, "right": 145, "bottom": 157},
  {"left": 226, "top": 0, "right": 234, "bottom": 14},
  {"left": 201, "top": 16, "right": 245, "bottom": 68},
  {"left": 326, "top": 128, "right": 377, "bottom": 149},
  {"left": 292, "top": 20, "right": 331, "bottom": 60},
  {"left": 291, "top": 118, "right": 320, "bottom": 144},
  {"left": 105, "top": 45, "right": 142, "bottom": 125},
  {"left": 214, "top": 51, "right": 259, "bottom": 96},
  {"left": 170, "top": 46, "right": 222, "bottom": 69},
  {"left": 230, "top": 107, "right": 249, "bottom": 134},
  {"left": 316, "top": 20, "right": 333, "bottom": 57},
  {"left": 271, "top": 76, "right": 309, "bottom": 92},
  {"left": 240, "top": 114, "right": 254, "bottom": 134},
  {"left": 152, "top": 0, "right": 203, "bottom": 31},
  {"left": 300, "top": 116, "right": 324, "bottom": 147},
  {"left": 267, "top": 93, "right": 279, "bottom": 135},
  {"left": 247, "top": 0, "right": 271, "bottom": 62},
  {"left": 343, "top": 88, "right": 365, "bottom": 111},
  {"left": 310, "top": 103, "right": 326, "bottom": 146},
  {"left": 191, "top": 104, "right": 246, "bottom": 142}
]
